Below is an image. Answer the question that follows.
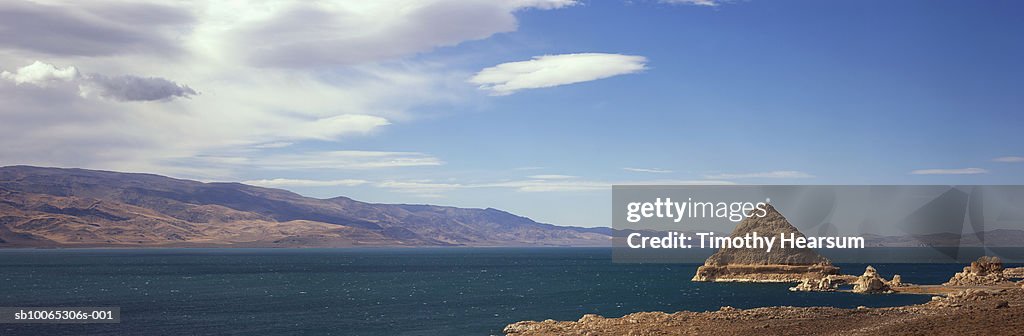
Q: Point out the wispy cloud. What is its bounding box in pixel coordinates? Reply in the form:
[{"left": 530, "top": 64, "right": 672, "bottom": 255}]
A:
[
  {"left": 910, "top": 168, "right": 989, "bottom": 175},
  {"left": 469, "top": 53, "right": 647, "bottom": 95},
  {"left": 993, "top": 156, "right": 1024, "bottom": 163},
  {"left": 187, "top": 150, "right": 444, "bottom": 172},
  {"left": 375, "top": 178, "right": 732, "bottom": 193},
  {"left": 527, "top": 174, "right": 577, "bottom": 179},
  {"left": 489, "top": 179, "right": 733, "bottom": 192},
  {"left": 623, "top": 167, "right": 673, "bottom": 174},
  {"left": 487, "top": 180, "right": 609, "bottom": 192},
  {"left": 250, "top": 142, "right": 293, "bottom": 149},
  {"left": 0, "top": 1, "right": 578, "bottom": 178},
  {"left": 280, "top": 115, "right": 391, "bottom": 141},
  {"left": 704, "top": 171, "right": 815, "bottom": 179},
  {"left": 233, "top": 0, "right": 580, "bottom": 67},
  {"left": 243, "top": 178, "right": 369, "bottom": 188},
  {"left": 661, "top": 0, "right": 721, "bottom": 6},
  {"left": 378, "top": 180, "right": 464, "bottom": 194}
]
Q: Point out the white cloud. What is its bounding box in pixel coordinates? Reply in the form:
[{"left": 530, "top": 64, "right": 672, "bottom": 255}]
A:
[
  {"left": 375, "top": 177, "right": 732, "bottom": 193},
  {"left": 490, "top": 179, "right": 733, "bottom": 192},
  {"left": 0, "top": 0, "right": 580, "bottom": 179},
  {"left": 661, "top": 0, "right": 721, "bottom": 6},
  {"left": 226, "top": 0, "right": 580, "bottom": 68},
  {"left": 527, "top": 174, "right": 577, "bottom": 179},
  {"left": 910, "top": 168, "right": 989, "bottom": 175},
  {"left": 200, "top": 151, "right": 445, "bottom": 171},
  {"left": 0, "top": 60, "right": 79, "bottom": 85},
  {"left": 243, "top": 178, "right": 369, "bottom": 188},
  {"left": 285, "top": 115, "right": 391, "bottom": 141},
  {"left": 0, "top": 1, "right": 193, "bottom": 56},
  {"left": 2, "top": 60, "right": 196, "bottom": 101},
  {"left": 705, "top": 171, "right": 816, "bottom": 179},
  {"left": 469, "top": 53, "right": 647, "bottom": 95},
  {"left": 250, "top": 142, "right": 293, "bottom": 149},
  {"left": 378, "top": 180, "right": 464, "bottom": 193},
  {"left": 623, "top": 167, "right": 673, "bottom": 173},
  {"left": 993, "top": 156, "right": 1024, "bottom": 163},
  {"left": 488, "top": 180, "right": 610, "bottom": 192}
]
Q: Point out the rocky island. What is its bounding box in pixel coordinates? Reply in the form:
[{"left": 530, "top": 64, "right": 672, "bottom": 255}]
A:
[{"left": 691, "top": 203, "right": 839, "bottom": 282}]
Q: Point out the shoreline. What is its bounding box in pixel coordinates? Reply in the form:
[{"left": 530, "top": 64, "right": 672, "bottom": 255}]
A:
[{"left": 505, "top": 287, "right": 1024, "bottom": 335}]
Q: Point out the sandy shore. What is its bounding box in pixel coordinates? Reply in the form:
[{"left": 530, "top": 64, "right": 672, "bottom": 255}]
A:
[{"left": 504, "top": 287, "right": 1024, "bottom": 335}]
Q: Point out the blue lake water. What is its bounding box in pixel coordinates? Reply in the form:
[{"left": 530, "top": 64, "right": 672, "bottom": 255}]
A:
[{"left": 0, "top": 248, "right": 977, "bottom": 335}]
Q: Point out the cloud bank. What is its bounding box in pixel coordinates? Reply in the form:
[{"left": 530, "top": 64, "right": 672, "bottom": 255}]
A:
[
  {"left": 0, "top": 0, "right": 193, "bottom": 56},
  {"left": 230, "top": 0, "right": 579, "bottom": 68},
  {"left": 0, "top": 1, "right": 591, "bottom": 180}
]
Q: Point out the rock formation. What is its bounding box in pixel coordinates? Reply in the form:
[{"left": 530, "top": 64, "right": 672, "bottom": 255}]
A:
[
  {"left": 944, "top": 256, "right": 1010, "bottom": 286},
  {"left": 889, "top": 274, "right": 904, "bottom": 287},
  {"left": 852, "top": 266, "right": 892, "bottom": 293},
  {"left": 789, "top": 266, "right": 906, "bottom": 293},
  {"left": 692, "top": 203, "right": 839, "bottom": 282},
  {"left": 1004, "top": 267, "right": 1024, "bottom": 279},
  {"left": 789, "top": 274, "right": 857, "bottom": 292}
]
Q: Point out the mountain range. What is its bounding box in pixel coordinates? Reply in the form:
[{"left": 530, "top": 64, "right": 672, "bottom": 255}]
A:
[{"left": 0, "top": 166, "right": 611, "bottom": 248}]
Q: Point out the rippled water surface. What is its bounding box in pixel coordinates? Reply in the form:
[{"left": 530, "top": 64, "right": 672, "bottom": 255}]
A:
[{"left": 0, "top": 248, "right": 954, "bottom": 335}]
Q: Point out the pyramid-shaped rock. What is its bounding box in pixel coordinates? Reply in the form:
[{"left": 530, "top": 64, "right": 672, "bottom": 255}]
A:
[{"left": 692, "top": 203, "right": 839, "bottom": 282}]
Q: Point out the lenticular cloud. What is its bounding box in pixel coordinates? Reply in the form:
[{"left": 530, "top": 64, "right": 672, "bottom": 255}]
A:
[{"left": 469, "top": 53, "right": 647, "bottom": 95}]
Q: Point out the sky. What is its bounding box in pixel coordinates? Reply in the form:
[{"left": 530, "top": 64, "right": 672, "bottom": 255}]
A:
[{"left": 0, "top": 0, "right": 1022, "bottom": 228}]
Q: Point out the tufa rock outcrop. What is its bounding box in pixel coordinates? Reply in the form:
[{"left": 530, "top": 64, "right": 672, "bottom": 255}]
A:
[
  {"left": 789, "top": 274, "right": 857, "bottom": 292},
  {"left": 790, "top": 266, "right": 906, "bottom": 293},
  {"left": 692, "top": 203, "right": 839, "bottom": 282},
  {"left": 1002, "top": 266, "right": 1024, "bottom": 279},
  {"left": 852, "top": 265, "right": 892, "bottom": 293},
  {"left": 944, "top": 256, "right": 1009, "bottom": 286}
]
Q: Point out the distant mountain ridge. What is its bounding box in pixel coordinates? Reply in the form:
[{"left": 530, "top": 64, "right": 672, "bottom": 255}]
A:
[{"left": 0, "top": 166, "right": 610, "bottom": 247}]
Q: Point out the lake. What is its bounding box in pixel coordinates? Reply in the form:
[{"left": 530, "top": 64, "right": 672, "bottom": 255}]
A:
[{"left": 0, "top": 248, "right": 969, "bottom": 335}]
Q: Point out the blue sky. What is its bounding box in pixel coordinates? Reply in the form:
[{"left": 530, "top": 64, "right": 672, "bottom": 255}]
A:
[{"left": 0, "top": 0, "right": 1022, "bottom": 227}]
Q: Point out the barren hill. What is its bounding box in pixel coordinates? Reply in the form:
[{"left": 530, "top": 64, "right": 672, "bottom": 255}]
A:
[{"left": 0, "top": 166, "right": 609, "bottom": 247}]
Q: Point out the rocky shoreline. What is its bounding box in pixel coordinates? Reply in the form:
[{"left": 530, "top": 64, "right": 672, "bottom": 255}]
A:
[
  {"left": 505, "top": 256, "right": 1024, "bottom": 335},
  {"left": 505, "top": 257, "right": 1024, "bottom": 333},
  {"left": 692, "top": 264, "right": 839, "bottom": 283},
  {"left": 504, "top": 286, "right": 1024, "bottom": 335},
  {"left": 505, "top": 204, "right": 1024, "bottom": 335}
]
